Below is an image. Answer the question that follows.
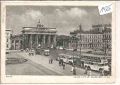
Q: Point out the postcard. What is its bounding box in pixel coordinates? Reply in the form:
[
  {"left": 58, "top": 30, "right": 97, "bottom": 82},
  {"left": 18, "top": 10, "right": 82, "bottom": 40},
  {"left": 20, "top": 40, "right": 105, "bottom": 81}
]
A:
[{"left": 0, "top": 1, "right": 116, "bottom": 83}]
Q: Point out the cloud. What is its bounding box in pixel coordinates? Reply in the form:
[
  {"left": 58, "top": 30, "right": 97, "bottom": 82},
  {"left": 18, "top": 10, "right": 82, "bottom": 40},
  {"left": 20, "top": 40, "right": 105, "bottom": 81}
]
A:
[
  {"left": 55, "top": 7, "right": 88, "bottom": 18},
  {"left": 19, "top": 10, "right": 44, "bottom": 24},
  {"left": 25, "top": 10, "right": 43, "bottom": 20},
  {"left": 7, "top": 6, "right": 111, "bottom": 35},
  {"left": 66, "top": 8, "right": 88, "bottom": 18},
  {"left": 55, "top": 9, "right": 64, "bottom": 17},
  {"left": 7, "top": 9, "right": 44, "bottom": 34}
]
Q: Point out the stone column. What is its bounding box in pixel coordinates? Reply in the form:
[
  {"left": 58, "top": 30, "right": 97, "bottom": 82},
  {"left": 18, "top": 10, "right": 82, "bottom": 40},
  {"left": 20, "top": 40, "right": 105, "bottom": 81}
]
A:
[
  {"left": 28, "top": 34, "right": 30, "bottom": 49},
  {"left": 35, "top": 34, "right": 38, "bottom": 47},
  {"left": 43, "top": 35, "right": 46, "bottom": 45},
  {"left": 26, "top": 34, "right": 28, "bottom": 48},
  {"left": 36, "top": 34, "right": 38, "bottom": 46},
  {"left": 23, "top": 34, "right": 26, "bottom": 50},
  {"left": 13, "top": 40, "right": 15, "bottom": 50},
  {"left": 30, "top": 34, "right": 32, "bottom": 49},
  {"left": 53, "top": 35, "right": 56, "bottom": 47},
  {"left": 25, "top": 34, "right": 27, "bottom": 49},
  {"left": 18, "top": 40, "right": 20, "bottom": 50},
  {"left": 48, "top": 35, "right": 51, "bottom": 47}
]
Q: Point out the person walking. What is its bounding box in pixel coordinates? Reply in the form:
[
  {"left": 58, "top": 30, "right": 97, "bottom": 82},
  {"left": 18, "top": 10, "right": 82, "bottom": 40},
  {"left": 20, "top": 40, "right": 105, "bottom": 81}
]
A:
[
  {"left": 100, "top": 69, "right": 104, "bottom": 76},
  {"left": 49, "top": 58, "right": 51, "bottom": 64},
  {"left": 51, "top": 58, "right": 53, "bottom": 64},
  {"left": 73, "top": 66, "right": 76, "bottom": 75},
  {"left": 87, "top": 69, "right": 91, "bottom": 76},
  {"left": 71, "top": 65, "right": 74, "bottom": 72},
  {"left": 59, "top": 60, "right": 61, "bottom": 66},
  {"left": 63, "top": 62, "right": 65, "bottom": 69},
  {"left": 84, "top": 67, "right": 88, "bottom": 74},
  {"left": 29, "top": 49, "right": 32, "bottom": 56},
  {"left": 61, "top": 59, "right": 64, "bottom": 66}
]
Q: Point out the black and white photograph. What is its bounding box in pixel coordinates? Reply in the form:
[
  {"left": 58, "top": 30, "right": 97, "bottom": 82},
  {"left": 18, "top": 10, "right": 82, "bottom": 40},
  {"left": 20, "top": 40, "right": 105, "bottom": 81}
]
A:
[{"left": 1, "top": 1, "right": 116, "bottom": 83}]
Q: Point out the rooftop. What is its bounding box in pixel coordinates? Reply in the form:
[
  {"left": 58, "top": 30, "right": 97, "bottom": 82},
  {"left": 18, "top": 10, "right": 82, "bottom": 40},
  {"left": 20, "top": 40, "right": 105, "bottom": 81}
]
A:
[
  {"left": 70, "top": 24, "right": 111, "bottom": 35},
  {"left": 22, "top": 20, "right": 57, "bottom": 33}
]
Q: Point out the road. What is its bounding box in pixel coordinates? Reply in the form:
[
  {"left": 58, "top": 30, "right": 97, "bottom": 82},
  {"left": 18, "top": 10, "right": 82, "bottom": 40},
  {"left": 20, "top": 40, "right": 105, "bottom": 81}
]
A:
[
  {"left": 6, "top": 50, "right": 101, "bottom": 76},
  {"left": 6, "top": 52, "right": 60, "bottom": 75}
]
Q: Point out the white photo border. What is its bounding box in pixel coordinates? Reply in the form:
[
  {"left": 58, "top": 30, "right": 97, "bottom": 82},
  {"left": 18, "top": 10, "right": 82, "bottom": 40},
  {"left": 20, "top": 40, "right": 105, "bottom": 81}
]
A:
[{"left": 1, "top": 1, "right": 116, "bottom": 84}]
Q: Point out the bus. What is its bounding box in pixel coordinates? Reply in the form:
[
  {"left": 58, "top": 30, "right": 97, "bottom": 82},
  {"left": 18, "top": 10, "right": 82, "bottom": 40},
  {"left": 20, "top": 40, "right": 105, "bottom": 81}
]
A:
[
  {"left": 44, "top": 49, "right": 50, "bottom": 56},
  {"left": 80, "top": 53, "right": 110, "bottom": 72}
]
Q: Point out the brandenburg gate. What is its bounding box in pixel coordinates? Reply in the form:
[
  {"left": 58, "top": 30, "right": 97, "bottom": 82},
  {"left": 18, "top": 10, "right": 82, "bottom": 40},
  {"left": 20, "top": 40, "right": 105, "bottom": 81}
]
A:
[{"left": 22, "top": 21, "right": 57, "bottom": 49}]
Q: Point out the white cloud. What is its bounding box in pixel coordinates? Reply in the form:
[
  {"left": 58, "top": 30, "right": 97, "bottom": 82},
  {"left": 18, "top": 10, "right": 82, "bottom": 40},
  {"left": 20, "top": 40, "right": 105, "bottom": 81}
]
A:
[
  {"left": 55, "top": 7, "right": 88, "bottom": 18},
  {"left": 7, "top": 7, "right": 111, "bottom": 35},
  {"left": 66, "top": 8, "right": 88, "bottom": 18},
  {"left": 25, "top": 10, "right": 43, "bottom": 20}
]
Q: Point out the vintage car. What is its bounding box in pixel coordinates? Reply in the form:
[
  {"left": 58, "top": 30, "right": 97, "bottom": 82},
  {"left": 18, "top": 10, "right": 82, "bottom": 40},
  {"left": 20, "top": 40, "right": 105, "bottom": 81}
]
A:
[{"left": 44, "top": 49, "right": 50, "bottom": 56}]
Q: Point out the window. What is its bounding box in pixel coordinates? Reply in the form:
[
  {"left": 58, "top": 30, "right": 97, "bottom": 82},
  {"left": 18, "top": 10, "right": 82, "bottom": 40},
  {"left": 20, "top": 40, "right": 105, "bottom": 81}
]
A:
[
  {"left": 7, "top": 44, "right": 9, "bottom": 48},
  {"left": 6, "top": 39, "right": 8, "bottom": 42}
]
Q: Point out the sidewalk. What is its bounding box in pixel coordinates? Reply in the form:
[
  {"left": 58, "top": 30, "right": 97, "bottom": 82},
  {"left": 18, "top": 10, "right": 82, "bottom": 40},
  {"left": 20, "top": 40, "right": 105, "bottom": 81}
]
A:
[{"left": 17, "top": 52, "right": 100, "bottom": 76}]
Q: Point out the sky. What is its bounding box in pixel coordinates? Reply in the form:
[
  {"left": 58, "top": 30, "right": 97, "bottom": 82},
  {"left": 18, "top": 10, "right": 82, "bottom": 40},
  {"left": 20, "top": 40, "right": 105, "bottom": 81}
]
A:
[{"left": 6, "top": 6, "right": 112, "bottom": 35}]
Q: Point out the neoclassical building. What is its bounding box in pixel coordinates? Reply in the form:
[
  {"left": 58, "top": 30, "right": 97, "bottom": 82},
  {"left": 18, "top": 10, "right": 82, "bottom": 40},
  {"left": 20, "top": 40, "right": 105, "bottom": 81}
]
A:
[
  {"left": 21, "top": 21, "right": 57, "bottom": 50},
  {"left": 11, "top": 20, "right": 57, "bottom": 50}
]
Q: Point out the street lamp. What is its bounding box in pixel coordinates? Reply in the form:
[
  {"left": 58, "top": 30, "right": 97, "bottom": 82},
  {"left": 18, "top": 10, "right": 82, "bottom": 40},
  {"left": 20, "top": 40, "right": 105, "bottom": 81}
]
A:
[{"left": 72, "top": 35, "right": 79, "bottom": 75}]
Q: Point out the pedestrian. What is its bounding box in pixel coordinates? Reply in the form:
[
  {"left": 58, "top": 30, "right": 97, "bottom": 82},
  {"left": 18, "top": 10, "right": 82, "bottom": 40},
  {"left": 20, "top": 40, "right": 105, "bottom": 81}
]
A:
[
  {"left": 87, "top": 69, "right": 91, "bottom": 76},
  {"left": 61, "top": 59, "right": 63, "bottom": 66},
  {"left": 100, "top": 69, "right": 104, "bottom": 76},
  {"left": 73, "top": 66, "right": 76, "bottom": 75},
  {"left": 71, "top": 65, "right": 74, "bottom": 72},
  {"left": 59, "top": 59, "right": 62, "bottom": 66},
  {"left": 31, "top": 49, "right": 34, "bottom": 56},
  {"left": 84, "top": 67, "right": 88, "bottom": 74},
  {"left": 29, "top": 49, "right": 31, "bottom": 56},
  {"left": 49, "top": 58, "right": 51, "bottom": 64},
  {"left": 63, "top": 63, "right": 65, "bottom": 69},
  {"left": 59, "top": 60, "right": 61, "bottom": 66},
  {"left": 51, "top": 59, "right": 53, "bottom": 64}
]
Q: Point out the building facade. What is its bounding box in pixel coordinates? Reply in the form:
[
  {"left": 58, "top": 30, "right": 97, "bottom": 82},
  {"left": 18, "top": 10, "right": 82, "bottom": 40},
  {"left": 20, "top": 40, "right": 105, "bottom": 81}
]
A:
[
  {"left": 77, "top": 33, "right": 103, "bottom": 50},
  {"left": 21, "top": 21, "right": 57, "bottom": 50},
  {"left": 103, "top": 25, "right": 111, "bottom": 53},
  {"left": 69, "top": 24, "right": 111, "bottom": 51},
  {"left": 6, "top": 29, "right": 12, "bottom": 50},
  {"left": 11, "top": 34, "right": 22, "bottom": 50},
  {"left": 56, "top": 35, "right": 70, "bottom": 49}
]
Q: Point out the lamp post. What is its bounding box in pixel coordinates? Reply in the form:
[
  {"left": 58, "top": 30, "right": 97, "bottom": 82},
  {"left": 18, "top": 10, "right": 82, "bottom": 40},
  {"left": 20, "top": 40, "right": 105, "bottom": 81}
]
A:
[
  {"left": 72, "top": 35, "right": 78, "bottom": 75},
  {"left": 78, "top": 25, "right": 83, "bottom": 68}
]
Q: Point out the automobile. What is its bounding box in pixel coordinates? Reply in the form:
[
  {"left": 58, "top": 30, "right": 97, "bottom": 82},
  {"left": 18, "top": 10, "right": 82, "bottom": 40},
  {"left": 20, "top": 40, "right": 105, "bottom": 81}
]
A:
[
  {"left": 67, "top": 56, "right": 79, "bottom": 65},
  {"left": 29, "top": 49, "right": 35, "bottom": 56},
  {"left": 44, "top": 49, "right": 50, "bottom": 56},
  {"left": 57, "top": 54, "right": 68, "bottom": 63},
  {"left": 57, "top": 54, "right": 64, "bottom": 61},
  {"left": 35, "top": 47, "right": 42, "bottom": 55},
  {"left": 67, "top": 57, "right": 74, "bottom": 65},
  {"left": 20, "top": 49, "right": 24, "bottom": 51},
  {"left": 59, "top": 46, "right": 63, "bottom": 50}
]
